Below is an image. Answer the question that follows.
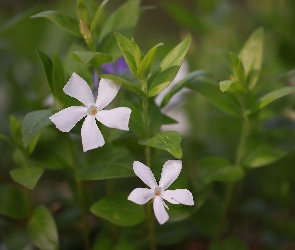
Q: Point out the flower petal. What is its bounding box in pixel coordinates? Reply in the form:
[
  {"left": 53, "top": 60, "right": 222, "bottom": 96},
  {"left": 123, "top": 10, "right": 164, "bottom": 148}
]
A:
[
  {"left": 159, "top": 160, "right": 182, "bottom": 190},
  {"left": 81, "top": 116, "right": 104, "bottom": 152},
  {"left": 50, "top": 106, "right": 87, "bottom": 132},
  {"left": 133, "top": 161, "right": 157, "bottom": 189},
  {"left": 95, "top": 78, "right": 121, "bottom": 110},
  {"left": 128, "top": 188, "right": 155, "bottom": 205},
  {"left": 64, "top": 73, "right": 95, "bottom": 107},
  {"left": 163, "top": 189, "right": 194, "bottom": 205},
  {"left": 96, "top": 107, "right": 131, "bottom": 130},
  {"left": 153, "top": 196, "right": 169, "bottom": 225}
]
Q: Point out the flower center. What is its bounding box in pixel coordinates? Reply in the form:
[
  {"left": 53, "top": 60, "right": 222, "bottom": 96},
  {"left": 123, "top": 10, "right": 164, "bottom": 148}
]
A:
[
  {"left": 154, "top": 186, "right": 163, "bottom": 196},
  {"left": 87, "top": 105, "right": 98, "bottom": 116}
]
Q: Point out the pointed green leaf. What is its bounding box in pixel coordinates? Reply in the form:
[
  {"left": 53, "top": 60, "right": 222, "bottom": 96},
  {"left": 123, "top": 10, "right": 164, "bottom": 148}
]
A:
[
  {"left": 22, "top": 110, "right": 54, "bottom": 147},
  {"left": 27, "top": 206, "right": 59, "bottom": 250},
  {"left": 90, "top": 192, "right": 144, "bottom": 226},
  {"left": 139, "top": 131, "right": 182, "bottom": 159},
  {"left": 137, "top": 43, "right": 163, "bottom": 80},
  {"left": 161, "top": 70, "right": 210, "bottom": 107},
  {"left": 10, "top": 167, "right": 44, "bottom": 189},
  {"left": 37, "top": 49, "right": 54, "bottom": 94},
  {"left": 239, "top": 27, "right": 264, "bottom": 89},
  {"left": 198, "top": 156, "right": 244, "bottom": 183},
  {"left": 77, "top": 145, "right": 134, "bottom": 180},
  {"left": 9, "top": 115, "right": 22, "bottom": 144},
  {"left": 219, "top": 80, "right": 248, "bottom": 93},
  {"left": 71, "top": 51, "right": 112, "bottom": 68},
  {"left": 131, "top": 38, "right": 143, "bottom": 69},
  {"left": 100, "top": 74, "right": 146, "bottom": 96},
  {"left": 114, "top": 32, "right": 137, "bottom": 76},
  {"left": 77, "top": 0, "right": 89, "bottom": 27},
  {"left": 90, "top": 0, "right": 109, "bottom": 32},
  {"left": 251, "top": 86, "right": 295, "bottom": 112},
  {"left": 229, "top": 52, "right": 245, "bottom": 83},
  {"left": 148, "top": 35, "right": 191, "bottom": 96},
  {"left": 0, "top": 133, "right": 17, "bottom": 148},
  {"left": 53, "top": 51, "right": 66, "bottom": 103},
  {"left": 31, "top": 10, "right": 81, "bottom": 37},
  {"left": 0, "top": 184, "right": 29, "bottom": 219}
]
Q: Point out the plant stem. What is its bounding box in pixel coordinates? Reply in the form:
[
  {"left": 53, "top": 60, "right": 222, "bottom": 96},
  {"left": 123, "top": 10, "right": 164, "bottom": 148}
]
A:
[
  {"left": 216, "top": 112, "right": 249, "bottom": 240},
  {"left": 67, "top": 135, "right": 90, "bottom": 250},
  {"left": 146, "top": 202, "right": 156, "bottom": 250}
]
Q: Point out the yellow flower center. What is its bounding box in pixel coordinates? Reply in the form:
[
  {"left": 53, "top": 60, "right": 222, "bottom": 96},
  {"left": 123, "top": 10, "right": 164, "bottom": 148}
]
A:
[
  {"left": 87, "top": 105, "right": 98, "bottom": 116},
  {"left": 154, "top": 186, "right": 163, "bottom": 196}
]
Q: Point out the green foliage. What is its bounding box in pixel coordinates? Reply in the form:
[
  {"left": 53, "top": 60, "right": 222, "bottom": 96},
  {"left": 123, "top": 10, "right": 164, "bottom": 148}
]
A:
[
  {"left": 198, "top": 156, "right": 244, "bottom": 183},
  {"left": 0, "top": 184, "right": 29, "bottom": 219},
  {"left": 53, "top": 51, "right": 66, "bottom": 103},
  {"left": 71, "top": 51, "right": 112, "bottom": 68},
  {"left": 37, "top": 49, "right": 54, "bottom": 95},
  {"left": 90, "top": 192, "right": 144, "bottom": 226},
  {"left": 77, "top": 0, "right": 90, "bottom": 27},
  {"left": 27, "top": 206, "right": 59, "bottom": 250},
  {"left": 90, "top": 0, "right": 109, "bottom": 32},
  {"left": 139, "top": 131, "right": 182, "bottom": 159},
  {"left": 10, "top": 167, "right": 44, "bottom": 189},
  {"left": 209, "top": 237, "right": 248, "bottom": 250}
]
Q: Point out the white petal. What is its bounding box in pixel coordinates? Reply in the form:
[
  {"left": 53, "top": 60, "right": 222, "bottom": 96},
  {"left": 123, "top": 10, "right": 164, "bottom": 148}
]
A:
[
  {"left": 64, "top": 73, "right": 95, "bottom": 107},
  {"left": 153, "top": 196, "right": 169, "bottom": 225},
  {"left": 128, "top": 188, "right": 155, "bottom": 205},
  {"left": 96, "top": 107, "right": 131, "bottom": 130},
  {"left": 163, "top": 189, "right": 194, "bottom": 205},
  {"left": 49, "top": 106, "right": 87, "bottom": 132},
  {"left": 159, "top": 160, "right": 182, "bottom": 190},
  {"left": 81, "top": 116, "right": 104, "bottom": 152},
  {"left": 95, "top": 78, "right": 121, "bottom": 110},
  {"left": 133, "top": 161, "right": 157, "bottom": 189}
]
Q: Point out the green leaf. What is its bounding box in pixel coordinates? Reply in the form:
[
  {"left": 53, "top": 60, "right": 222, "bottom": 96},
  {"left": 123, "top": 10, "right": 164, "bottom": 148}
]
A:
[
  {"left": 99, "top": 0, "right": 140, "bottom": 58},
  {"left": 100, "top": 74, "right": 146, "bottom": 96},
  {"left": 198, "top": 156, "right": 244, "bottom": 183},
  {"left": 90, "top": 192, "right": 144, "bottom": 226},
  {"left": 0, "top": 133, "right": 17, "bottom": 148},
  {"left": 77, "top": 0, "right": 89, "bottom": 27},
  {"left": 209, "top": 237, "right": 248, "bottom": 250},
  {"left": 71, "top": 51, "right": 112, "bottom": 68},
  {"left": 137, "top": 43, "right": 163, "bottom": 80},
  {"left": 114, "top": 32, "right": 138, "bottom": 76},
  {"left": 27, "top": 206, "right": 59, "bottom": 250},
  {"left": 239, "top": 27, "right": 264, "bottom": 89},
  {"left": 22, "top": 110, "right": 53, "bottom": 147},
  {"left": 251, "top": 86, "right": 295, "bottom": 112},
  {"left": 53, "top": 51, "right": 66, "bottom": 103},
  {"left": 188, "top": 79, "right": 241, "bottom": 116},
  {"left": 10, "top": 167, "right": 44, "bottom": 189},
  {"left": 131, "top": 38, "right": 143, "bottom": 69},
  {"left": 219, "top": 80, "right": 248, "bottom": 93},
  {"left": 148, "top": 35, "right": 191, "bottom": 96},
  {"left": 139, "top": 131, "right": 182, "bottom": 159},
  {"left": 31, "top": 10, "right": 81, "bottom": 37},
  {"left": 229, "top": 52, "right": 245, "bottom": 83},
  {"left": 77, "top": 145, "right": 134, "bottom": 180},
  {"left": 90, "top": 0, "right": 109, "bottom": 32},
  {"left": 9, "top": 115, "right": 22, "bottom": 144},
  {"left": 0, "top": 184, "right": 29, "bottom": 219},
  {"left": 243, "top": 144, "right": 287, "bottom": 168},
  {"left": 37, "top": 49, "right": 54, "bottom": 94},
  {"left": 160, "top": 70, "right": 210, "bottom": 107}
]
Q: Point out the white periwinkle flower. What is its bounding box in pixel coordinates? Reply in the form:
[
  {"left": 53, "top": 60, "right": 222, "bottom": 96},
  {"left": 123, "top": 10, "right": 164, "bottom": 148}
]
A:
[
  {"left": 49, "top": 72, "right": 131, "bottom": 152},
  {"left": 128, "top": 160, "right": 194, "bottom": 225}
]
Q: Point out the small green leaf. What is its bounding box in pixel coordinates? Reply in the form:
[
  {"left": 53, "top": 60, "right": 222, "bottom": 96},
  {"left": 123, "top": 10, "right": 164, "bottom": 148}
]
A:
[
  {"left": 10, "top": 167, "right": 44, "bottom": 189},
  {"left": 137, "top": 43, "right": 163, "bottom": 80},
  {"left": 198, "top": 156, "right": 244, "bottom": 183},
  {"left": 9, "top": 115, "right": 22, "bottom": 144},
  {"left": 27, "top": 206, "right": 59, "bottom": 250},
  {"left": 77, "top": 0, "right": 89, "bottom": 27},
  {"left": 139, "top": 131, "right": 182, "bottom": 159},
  {"left": 115, "top": 32, "right": 138, "bottom": 76},
  {"left": 219, "top": 80, "right": 248, "bottom": 93},
  {"left": 161, "top": 70, "right": 210, "bottom": 107},
  {"left": 77, "top": 145, "right": 134, "bottom": 180},
  {"left": 0, "top": 184, "right": 29, "bottom": 219},
  {"left": 229, "top": 52, "right": 245, "bottom": 83},
  {"left": 239, "top": 27, "right": 264, "bottom": 89},
  {"left": 209, "top": 237, "right": 248, "bottom": 250},
  {"left": 251, "top": 86, "right": 295, "bottom": 112},
  {"left": 53, "top": 51, "right": 66, "bottom": 103},
  {"left": 90, "top": 0, "right": 109, "bottom": 32},
  {"left": 90, "top": 192, "right": 144, "bottom": 226},
  {"left": 37, "top": 49, "right": 54, "bottom": 94},
  {"left": 71, "top": 51, "right": 112, "bottom": 68},
  {"left": 100, "top": 74, "right": 146, "bottom": 96},
  {"left": 22, "top": 110, "right": 53, "bottom": 147},
  {"left": 131, "top": 38, "right": 143, "bottom": 69},
  {"left": 0, "top": 133, "right": 17, "bottom": 148},
  {"left": 31, "top": 10, "right": 81, "bottom": 37}
]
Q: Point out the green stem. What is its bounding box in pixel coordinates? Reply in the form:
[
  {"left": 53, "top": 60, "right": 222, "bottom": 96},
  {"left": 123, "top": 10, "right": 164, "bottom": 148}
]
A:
[
  {"left": 146, "top": 202, "right": 156, "bottom": 250},
  {"left": 67, "top": 135, "right": 90, "bottom": 250},
  {"left": 216, "top": 112, "right": 249, "bottom": 240}
]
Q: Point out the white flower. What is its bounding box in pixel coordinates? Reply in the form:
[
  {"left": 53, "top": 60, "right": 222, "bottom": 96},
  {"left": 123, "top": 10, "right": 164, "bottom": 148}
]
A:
[
  {"left": 128, "top": 160, "right": 194, "bottom": 225},
  {"left": 49, "top": 72, "right": 131, "bottom": 152}
]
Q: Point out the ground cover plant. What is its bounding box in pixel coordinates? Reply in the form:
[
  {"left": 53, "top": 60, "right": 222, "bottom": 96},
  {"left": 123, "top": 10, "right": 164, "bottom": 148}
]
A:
[{"left": 0, "top": 0, "right": 295, "bottom": 249}]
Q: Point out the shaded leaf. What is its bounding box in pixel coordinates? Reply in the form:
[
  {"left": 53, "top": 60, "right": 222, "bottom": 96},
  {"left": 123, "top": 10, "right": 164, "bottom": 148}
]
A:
[
  {"left": 219, "top": 79, "right": 248, "bottom": 93},
  {"left": 90, "top": 192, "right": 144, "bottom": 226},
  {"left": 77, "top": 0, "right": 89, "bottom": 27},
  {"left": 37, "top": 49, "right": 54, "bottom": 94},
  {"left": 139, "top": 131, "right": 182, "bottom": 159},
  {"left": 90, "top": 0, "right": 109, "bottom": 32},
  {"left": 210, "top": 237, "right": 247, "bottom": 250},
  {"left": 71, "top": 51, "right": 112, "bottom": 68},
  {"left": 53, "top": 51, "right": 66, "bottom": 103},
  {"left": 10, "top": 167, "right": 44, "bottom": 189}
]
